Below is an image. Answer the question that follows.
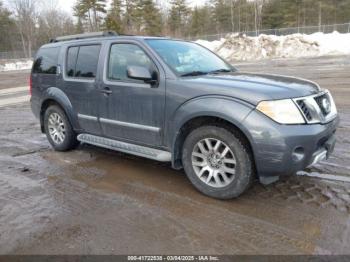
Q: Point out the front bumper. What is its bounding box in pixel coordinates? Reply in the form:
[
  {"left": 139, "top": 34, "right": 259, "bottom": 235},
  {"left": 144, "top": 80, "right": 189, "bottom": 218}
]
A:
[
  {"left": 308, "top": 134, "right": 336, "bottom": 167},
  {"left": 242, "top": 110, "right": 339, "bottom": 178}
]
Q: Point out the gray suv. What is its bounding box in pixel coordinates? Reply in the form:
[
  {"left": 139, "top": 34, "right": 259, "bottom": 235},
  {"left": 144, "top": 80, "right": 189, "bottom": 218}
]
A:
[{"left": 30, "top": 32, "right": 339, "bottom": 199}]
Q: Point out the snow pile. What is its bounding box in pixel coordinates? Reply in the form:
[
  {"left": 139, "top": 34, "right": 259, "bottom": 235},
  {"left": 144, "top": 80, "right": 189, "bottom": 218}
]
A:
[
  {"left": 0, "top": 59, "right": 33, "bottom": 72},
  {"left": 307, "top": 32, "right": 350, "bottom": 56},
  {"left": 196, "top": 32, "right": 350, "bottom": 62},
  {"left": 196, "top": 39, "right": 224, "bottom": 51}
]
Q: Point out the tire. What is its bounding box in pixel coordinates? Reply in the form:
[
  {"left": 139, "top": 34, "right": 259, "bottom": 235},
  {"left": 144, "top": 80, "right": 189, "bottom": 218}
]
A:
[
  {"left": 44, "top": 105, "right": 78, "bottom": 151},
  {"left": 182, "top": 125, "right": 254, "bottom": 199}
]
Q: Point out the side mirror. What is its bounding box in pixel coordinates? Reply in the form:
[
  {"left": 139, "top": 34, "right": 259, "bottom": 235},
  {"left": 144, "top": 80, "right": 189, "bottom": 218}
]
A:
[{"left": 127, "top": 66, "right": 152, "bottom": 82}]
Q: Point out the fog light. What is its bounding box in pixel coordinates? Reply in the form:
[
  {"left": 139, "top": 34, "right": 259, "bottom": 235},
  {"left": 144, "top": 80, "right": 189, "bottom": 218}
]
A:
[{"left": 292, "top": 147, "right": 305, "bottom": 162}]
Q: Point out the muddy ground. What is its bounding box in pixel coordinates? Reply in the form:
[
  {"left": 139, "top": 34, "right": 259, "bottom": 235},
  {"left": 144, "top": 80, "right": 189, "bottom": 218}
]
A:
[{"left": 0, "top": 56, "right": 349, "bottom": 255}]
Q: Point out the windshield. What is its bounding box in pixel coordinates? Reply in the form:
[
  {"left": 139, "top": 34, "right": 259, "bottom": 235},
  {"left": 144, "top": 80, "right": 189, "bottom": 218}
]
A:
[{"left": 146, "top": 39, "right": 234, "bottom": 76}]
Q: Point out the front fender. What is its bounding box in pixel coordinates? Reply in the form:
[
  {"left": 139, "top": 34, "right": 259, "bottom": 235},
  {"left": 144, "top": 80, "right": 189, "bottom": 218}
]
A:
[
  {"left": 40, "top": 87, "right": 79, "bottom": 130},
  {"left": 168, "top": 96, "right": 255, "bottom": 166}
]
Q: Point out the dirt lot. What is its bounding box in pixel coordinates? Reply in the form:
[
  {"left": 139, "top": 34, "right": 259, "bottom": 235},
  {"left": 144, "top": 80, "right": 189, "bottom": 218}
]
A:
[{"left": 0, "top": 56, "right": 350, "bottom": 255}]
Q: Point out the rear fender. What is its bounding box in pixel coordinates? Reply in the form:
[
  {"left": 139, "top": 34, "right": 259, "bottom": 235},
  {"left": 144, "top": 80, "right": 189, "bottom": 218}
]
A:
[{"left": 40, "top": 87, "right": 79, "bottom": 131}]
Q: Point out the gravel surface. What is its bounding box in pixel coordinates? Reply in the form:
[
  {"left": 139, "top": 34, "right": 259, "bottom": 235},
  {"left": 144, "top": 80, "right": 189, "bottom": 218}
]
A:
[{"left": 0, "top": 56, "right": 349, "bottom": 255}]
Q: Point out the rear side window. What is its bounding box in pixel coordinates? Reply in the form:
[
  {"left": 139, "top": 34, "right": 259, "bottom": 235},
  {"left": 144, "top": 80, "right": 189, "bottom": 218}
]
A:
[
  {"left": 66, "top": 45, "right": 101, "bottom": 78},
  {"left": 33, "top": 47, "right": 59, "bottom": 74}
]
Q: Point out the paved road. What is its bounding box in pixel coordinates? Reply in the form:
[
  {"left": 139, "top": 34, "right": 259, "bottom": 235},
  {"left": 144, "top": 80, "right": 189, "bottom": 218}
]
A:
[
  {"left": 0, "top": 86, "right": 30, "bottom": 107},
  {"left": 0, "top": 56, "right": 349, "bottom": 255},
  {"left": 0, "top": 70, "right": 29, "bottom": 90}
]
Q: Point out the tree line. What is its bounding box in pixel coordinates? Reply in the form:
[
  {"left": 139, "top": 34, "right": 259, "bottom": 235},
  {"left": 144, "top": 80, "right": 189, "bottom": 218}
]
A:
[{"left": 1, "top": 0, "right": 350, "bottom": 56}]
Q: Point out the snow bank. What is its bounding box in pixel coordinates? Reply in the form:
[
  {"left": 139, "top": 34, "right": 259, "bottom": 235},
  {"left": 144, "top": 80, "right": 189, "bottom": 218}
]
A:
[
  {"left": 196, "top": 32, "right": 350, "bottom": 62},
  {"left": 0, "top": 59, "right": 33, "bottom": 72},
  {"left": 196, "top": 39, "right": 224, "bottom": 51},
  {"left": 306, "top": 31, "right": 350, "bottom": 56}
]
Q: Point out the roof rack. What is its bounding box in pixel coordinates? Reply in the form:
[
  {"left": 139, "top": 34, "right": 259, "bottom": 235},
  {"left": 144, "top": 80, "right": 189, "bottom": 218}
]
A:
[{"left": 50, "top": 31, "right": 118, "bottom": 43}]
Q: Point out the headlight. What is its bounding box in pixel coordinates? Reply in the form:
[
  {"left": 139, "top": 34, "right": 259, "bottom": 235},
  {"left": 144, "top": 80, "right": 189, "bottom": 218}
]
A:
[{"left": 256, "top": 99, "right": 305, "bottom": 124}]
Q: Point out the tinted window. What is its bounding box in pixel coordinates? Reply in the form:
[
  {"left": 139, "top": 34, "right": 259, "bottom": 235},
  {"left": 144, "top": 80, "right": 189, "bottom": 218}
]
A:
[
  {"left": 108, "top": 44, "right": 156, "bottom": 82},
  {"left": 33, "top": 47, "right": 59, "bottom": 74},
  {"left": 66, "top": 46, "right": 79, "bottom": 77},
  {"left": 74, "top": 45, "right": 100, "bottom": 78}
]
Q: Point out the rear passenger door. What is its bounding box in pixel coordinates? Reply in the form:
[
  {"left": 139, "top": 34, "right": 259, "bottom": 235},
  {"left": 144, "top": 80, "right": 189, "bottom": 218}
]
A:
[
  {"left": 61, "top": 44, "right": 102, "bottom": 135},
  {"left": 98, "top": 41, "right": 165, "bottom": 146}
]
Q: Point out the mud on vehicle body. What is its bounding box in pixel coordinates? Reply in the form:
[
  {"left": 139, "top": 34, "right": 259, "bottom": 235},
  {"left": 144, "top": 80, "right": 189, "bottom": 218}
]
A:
[{"left": 30, "top": 31, "right": 339, "bottom": 199}]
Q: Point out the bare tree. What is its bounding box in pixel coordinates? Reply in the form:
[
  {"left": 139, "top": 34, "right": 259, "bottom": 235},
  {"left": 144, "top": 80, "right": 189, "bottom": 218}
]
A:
[
  {"left": 230, "top": 0, "right": 235, "bottom": 32},
  {"left": 253, "top": 0, "right": 265, "bottom": 36},
  {"left": 39, "top": 0, "right": 75, "bottom": 41},
  {"left": 11, "top": 0, "right": 39, "bottom": 58}
]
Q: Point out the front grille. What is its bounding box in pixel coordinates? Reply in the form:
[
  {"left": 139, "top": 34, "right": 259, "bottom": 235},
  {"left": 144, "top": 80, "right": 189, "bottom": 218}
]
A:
[
  {"left": 314, "top": 93, "right": 330, "bottom": 116},
  {"left": 297, "top": 100, "right": 313, "bottom": 121},
  {"left": 293, "top": 90, "right": 336, "bottom": 124}
]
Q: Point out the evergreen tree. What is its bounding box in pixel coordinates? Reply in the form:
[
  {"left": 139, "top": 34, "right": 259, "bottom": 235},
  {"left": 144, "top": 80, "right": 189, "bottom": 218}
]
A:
[
  {"left": 73, "top": 0, "right": 350, "bottom": 38},
  {"left": 142, "top": 0, "right": 162, "bottom": 36},
  {"left": 190, "top": 7, "right": 201, "bottom": 37},
  {"left": 336, "top": 0, "right": 350, "bottom": 24},
  {"left": 261, "top": 0, "right": 350, "bottom": 30},
  {"left": 212, "top": 0, "right": 231, "bottom": 33},
  {"left": 76, "top": 17, "right": 84, "bottom": 33},
  {"left": 105, "top": 0, "right": 124, "bottom": 33},
  {"left": 74, "top": 0, "right": 107, "bottom": 31},
  {"left": 0, "top": 1, "right": 17, "bottom": 51},
  {"left": 189, "top": 5, "right": 214, "bottom": 37},
  {"left": 123, "top": 0, "right": 140, "bottom": 33},
  {"left": 262, "top": 0, "right": 292, "bottom": 29},
  {"left": 168, "top": 0, "right": 189, "bottom": 37}
]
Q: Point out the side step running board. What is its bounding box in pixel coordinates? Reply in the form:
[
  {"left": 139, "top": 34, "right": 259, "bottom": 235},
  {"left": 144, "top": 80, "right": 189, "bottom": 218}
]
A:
[{"left": 77, "top": 134, "right": 171, "bottom": 162}]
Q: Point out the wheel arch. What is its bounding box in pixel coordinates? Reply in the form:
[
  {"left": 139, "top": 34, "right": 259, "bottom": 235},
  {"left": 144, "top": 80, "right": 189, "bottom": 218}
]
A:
[
  {"left": 39, "top": 87, "right": 78, "bottom": 133},
  {"left": 169, "top": 96, "right": 256, "bottom": 169},
  {"left": 171, "top": 115, "right": 256, "bottom": 171}
]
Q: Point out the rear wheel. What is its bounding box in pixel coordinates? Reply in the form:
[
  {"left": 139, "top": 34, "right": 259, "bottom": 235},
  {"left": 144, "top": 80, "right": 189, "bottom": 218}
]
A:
[
  {"left": 44, "top": 105, "right": 78, "bottom": 151},
  {"left": 182, "top": 125, "right": 254, "bottom": 199}
]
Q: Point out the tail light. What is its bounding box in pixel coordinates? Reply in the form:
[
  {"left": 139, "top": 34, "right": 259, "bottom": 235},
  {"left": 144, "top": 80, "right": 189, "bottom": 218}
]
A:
[{"left": 29, "top": 75, "right": 32, "bottom": 96}]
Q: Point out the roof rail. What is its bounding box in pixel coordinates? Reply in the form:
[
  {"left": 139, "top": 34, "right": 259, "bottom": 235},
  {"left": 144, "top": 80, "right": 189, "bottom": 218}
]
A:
[{"left": 50, "top": 31, "right": 118, "bottom": 43}]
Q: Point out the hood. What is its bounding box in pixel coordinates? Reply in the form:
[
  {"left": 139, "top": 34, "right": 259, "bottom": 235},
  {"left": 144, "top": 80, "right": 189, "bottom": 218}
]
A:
[{"left": 182, "top": 72, "right": 321, "bottom": 105}]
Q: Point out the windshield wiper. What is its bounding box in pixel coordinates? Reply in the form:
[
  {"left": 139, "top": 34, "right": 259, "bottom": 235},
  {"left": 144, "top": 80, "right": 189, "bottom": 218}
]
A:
[
  {"left": 181, "top": 69, "right": 232, "bottom": 77},
  {"left": 181, "top": 71, "right": 208, "bottom": 77},
  {"left": 208, "top": 69, "right": 232, "bottom": 74}
]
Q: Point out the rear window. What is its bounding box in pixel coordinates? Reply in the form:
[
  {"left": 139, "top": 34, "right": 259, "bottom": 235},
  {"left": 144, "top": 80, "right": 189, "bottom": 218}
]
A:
[
  {"left": 66, "top": 45, "right": 101, "bottom": 78},
  {"left": 33, "top": 47, "right": 59, "bottom": 74}
]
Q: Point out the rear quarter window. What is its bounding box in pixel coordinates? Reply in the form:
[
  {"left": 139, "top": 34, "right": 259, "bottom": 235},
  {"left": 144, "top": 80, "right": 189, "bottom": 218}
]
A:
[{"left": 33, "top": 47, "right": 59, "bottom": 74}]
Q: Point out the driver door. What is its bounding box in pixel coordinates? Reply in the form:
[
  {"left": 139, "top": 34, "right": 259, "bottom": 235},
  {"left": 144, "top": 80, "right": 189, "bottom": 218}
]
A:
[{"left": 98, "top": 42, "right": 165, "bottom": 147}]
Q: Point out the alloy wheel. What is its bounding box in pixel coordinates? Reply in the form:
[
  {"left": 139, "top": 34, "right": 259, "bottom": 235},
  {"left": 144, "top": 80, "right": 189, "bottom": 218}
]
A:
[
  {"left": 48, "top": 112, "right": 66, "bottom": 145},
  {"left": 191, "top": 138, "right": 236, "bottom": 188}
]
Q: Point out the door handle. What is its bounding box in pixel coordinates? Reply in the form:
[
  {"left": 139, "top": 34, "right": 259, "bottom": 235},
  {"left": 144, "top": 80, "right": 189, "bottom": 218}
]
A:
[{"left": 100, "top": 87, "right": 112, "bottom": 95}]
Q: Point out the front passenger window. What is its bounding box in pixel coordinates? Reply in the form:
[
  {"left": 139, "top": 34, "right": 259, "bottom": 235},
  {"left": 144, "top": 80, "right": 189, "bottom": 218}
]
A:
[{"left": 108, "top": 43, "right": 156, "bottom": 82}]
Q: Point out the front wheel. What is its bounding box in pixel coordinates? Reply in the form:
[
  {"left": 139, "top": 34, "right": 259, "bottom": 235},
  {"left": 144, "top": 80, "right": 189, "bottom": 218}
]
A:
[
  {"left": 182, "top": 126, "right": 254, "bottom": 199},
  {"left": 44, "top": 105, "right": 78, "bottom": 151}
]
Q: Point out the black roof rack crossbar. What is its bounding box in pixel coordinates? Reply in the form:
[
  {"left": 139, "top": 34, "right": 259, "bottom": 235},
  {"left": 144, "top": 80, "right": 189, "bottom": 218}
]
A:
[{"left": 50, "top": 31, "right": 118, "bottom": 43}]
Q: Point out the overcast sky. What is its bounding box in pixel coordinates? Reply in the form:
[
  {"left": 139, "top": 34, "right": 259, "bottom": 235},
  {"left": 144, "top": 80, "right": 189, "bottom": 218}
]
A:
[{"left": 5, "top": 0, "right": 207, "bottom": 15}]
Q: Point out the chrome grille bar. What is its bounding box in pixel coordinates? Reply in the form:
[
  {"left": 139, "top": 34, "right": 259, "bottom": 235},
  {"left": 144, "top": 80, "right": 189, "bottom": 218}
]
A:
[{"left": 293, "top": 90, "right": 337, "bottom": 124}]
